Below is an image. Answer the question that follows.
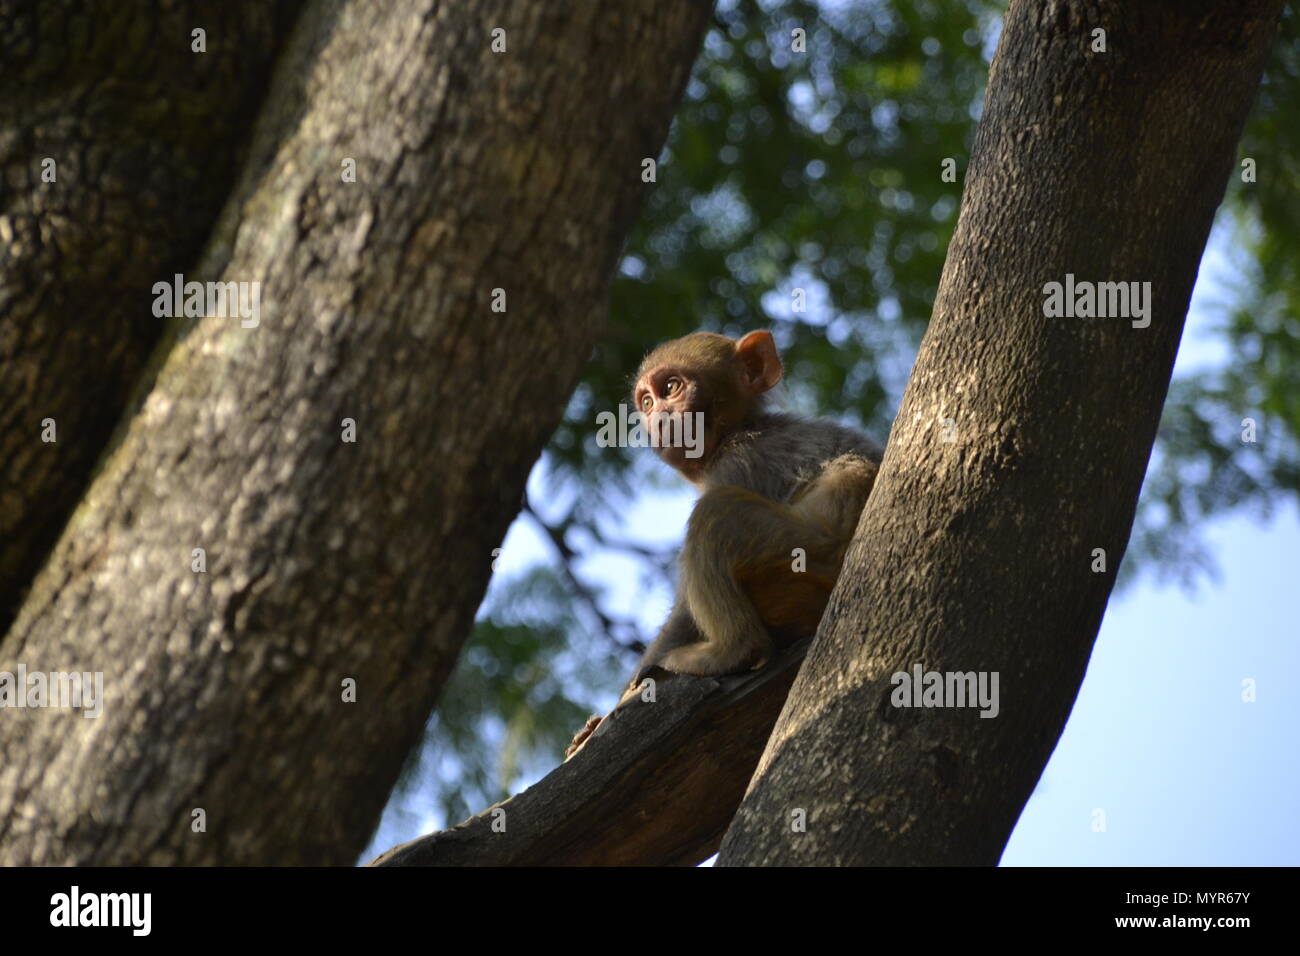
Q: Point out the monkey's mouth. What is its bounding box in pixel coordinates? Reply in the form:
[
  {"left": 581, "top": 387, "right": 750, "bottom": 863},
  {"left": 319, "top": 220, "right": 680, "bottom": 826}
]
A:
[
  {"left": 655, "top": 439, "right": 714, "bottom": 480},
  {"left": 645, "top": 410, "right": 709, "bottom": 463},
  {"left": 651, "top": 423, "right": 708, "bottom": 464}
]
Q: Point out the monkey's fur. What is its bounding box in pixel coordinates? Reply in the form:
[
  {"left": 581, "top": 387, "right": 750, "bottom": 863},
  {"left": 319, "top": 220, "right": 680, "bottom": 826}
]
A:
[{"left": 566, "top": 331, "right": 880, "bottom": 758}]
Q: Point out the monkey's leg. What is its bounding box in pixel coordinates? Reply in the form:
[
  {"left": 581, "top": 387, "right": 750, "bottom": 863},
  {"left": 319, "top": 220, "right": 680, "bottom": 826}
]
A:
[
  {"left": 667, "top": 456, "right": 878, "bottom": 676},
  {"left": 670, "top": 487, "right": 774, "bottom": 676},
  {"left": 639, "top": 459, "right": 877, "bottom": 680},
  {"left": 654, "top": 486, "right": 837, "bottom": 676},
  {"left": 741, "top": 456, "right": 878, "bottom": 637}
]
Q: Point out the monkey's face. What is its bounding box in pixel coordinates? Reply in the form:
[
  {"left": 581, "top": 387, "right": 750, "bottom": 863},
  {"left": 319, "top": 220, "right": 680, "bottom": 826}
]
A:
[
  {"left": 632, "top": 331, "right": 782, "bottom": 481},
  {"left": 634, "top": 357, "right": 742, "bottom": 479}
]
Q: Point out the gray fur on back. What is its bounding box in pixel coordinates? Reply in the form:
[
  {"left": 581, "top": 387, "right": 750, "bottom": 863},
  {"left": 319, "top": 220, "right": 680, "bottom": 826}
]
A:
[{"left": 705, "top": 411, "right": 883, "bottom": 502}]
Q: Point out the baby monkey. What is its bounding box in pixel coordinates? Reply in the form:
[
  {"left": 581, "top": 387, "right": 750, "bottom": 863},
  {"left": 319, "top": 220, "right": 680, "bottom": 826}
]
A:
[{"left": 566, "top": 330, "right": 881, "bottom": 758}]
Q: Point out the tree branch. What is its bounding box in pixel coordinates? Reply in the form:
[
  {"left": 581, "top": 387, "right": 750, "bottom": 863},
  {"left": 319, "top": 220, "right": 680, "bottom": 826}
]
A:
[{"left": 369, "top": 639, "right": 810, "bottom": 866}]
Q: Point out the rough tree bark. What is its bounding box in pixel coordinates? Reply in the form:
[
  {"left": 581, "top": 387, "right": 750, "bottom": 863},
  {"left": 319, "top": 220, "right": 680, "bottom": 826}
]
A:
[
  {"left": 370, "top": 640, "right": 810, "bottom": 867},
  {"left": 717, "top": 0, "right": 1284, "bottom": 866},
  {"left": 0, "top": 0, "right": 710, "bottom": 865},
  {"left": 0, "top": 0, "right": 303, "bottom": 635}
]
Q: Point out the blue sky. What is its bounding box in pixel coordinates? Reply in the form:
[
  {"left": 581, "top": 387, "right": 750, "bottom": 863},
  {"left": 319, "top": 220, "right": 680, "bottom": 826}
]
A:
[
  {"left": 1003, "top": 500, "right": 1299, "bottom": 864},
  {"left": 1002, "top": 231, "right": 1300, "bottom": 865}
]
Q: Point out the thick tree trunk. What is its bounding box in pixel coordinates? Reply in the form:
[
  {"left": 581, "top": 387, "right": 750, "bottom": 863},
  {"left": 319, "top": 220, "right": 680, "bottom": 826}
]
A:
[
  {"left": 0, "top": 0, "right": 302, "bottom": 635},
  {"left": 718, "top": 0, "right": 1283, "bottom": 866},
  {"left": 0, "top": 0, "right": 709, "bottom": 865}
]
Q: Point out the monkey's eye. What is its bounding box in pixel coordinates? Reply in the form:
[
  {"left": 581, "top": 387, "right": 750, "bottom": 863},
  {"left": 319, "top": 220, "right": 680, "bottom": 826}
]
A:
[
  {"left": 665, "top": 377, "right": 682, "bottom": 396},
  {"left": 641, "top": 394, "right": 653, "bottom": 412}
]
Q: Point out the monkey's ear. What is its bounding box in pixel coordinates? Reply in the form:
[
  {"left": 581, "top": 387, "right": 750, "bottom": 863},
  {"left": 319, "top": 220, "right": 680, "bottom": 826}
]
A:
[{"left": 735, "top": 330, "right": 783, "bottom": 393}]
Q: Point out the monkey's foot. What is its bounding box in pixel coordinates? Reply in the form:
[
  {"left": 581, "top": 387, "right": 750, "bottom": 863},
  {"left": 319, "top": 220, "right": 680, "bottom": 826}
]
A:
[{"left": 564, "top": 714, "right": 604, "bottom": 761}]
